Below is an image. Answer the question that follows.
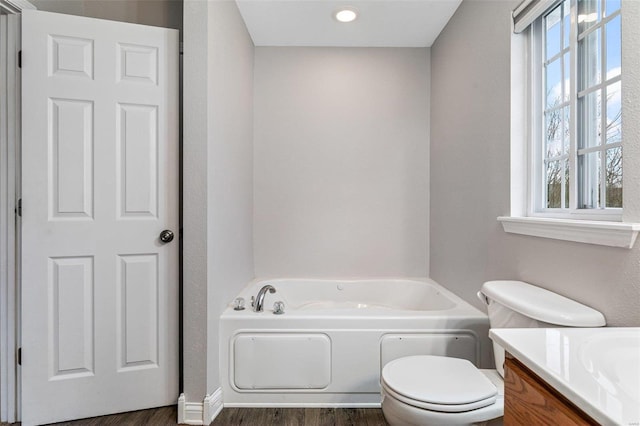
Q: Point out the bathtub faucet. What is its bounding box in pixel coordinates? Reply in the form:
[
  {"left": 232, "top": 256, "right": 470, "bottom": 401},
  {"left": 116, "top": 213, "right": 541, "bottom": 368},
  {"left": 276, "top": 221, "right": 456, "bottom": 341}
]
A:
[{"left": 253, "top": 285, "right": 276, "bottom": 312}]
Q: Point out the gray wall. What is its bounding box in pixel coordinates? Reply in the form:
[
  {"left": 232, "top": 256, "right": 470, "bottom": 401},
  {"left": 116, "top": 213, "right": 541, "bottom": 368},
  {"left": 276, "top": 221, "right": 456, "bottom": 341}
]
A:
[
  {"left": 254, "top": 47, "right": 430, "bottom": 277},
  {"left": 183, "top": 0, "right": 255, "bottom": 403},
  {"left": 182, "top": 0, "right": 209, "bottom": 404},
  {"left": 205, "top": 0, "right": 255, "bottom": 393},
  {"left": 430, "top": 0, "right": 640, "bottom": 326},
  {"left": 30, "top": 0, "right": 182, "bottom": 33}
]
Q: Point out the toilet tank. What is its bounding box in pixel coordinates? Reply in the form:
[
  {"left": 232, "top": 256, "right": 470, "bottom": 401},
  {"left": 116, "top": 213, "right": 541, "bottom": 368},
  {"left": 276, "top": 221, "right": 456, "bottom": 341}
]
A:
[{"left": 478, "top": 280, "right": 606, "bottom": 377}]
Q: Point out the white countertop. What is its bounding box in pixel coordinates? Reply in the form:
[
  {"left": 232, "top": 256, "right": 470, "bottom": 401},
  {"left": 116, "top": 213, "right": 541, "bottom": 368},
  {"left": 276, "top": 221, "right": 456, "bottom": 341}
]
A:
[{"left": 490, "top": 327, "right": 640, "bottom": 426}]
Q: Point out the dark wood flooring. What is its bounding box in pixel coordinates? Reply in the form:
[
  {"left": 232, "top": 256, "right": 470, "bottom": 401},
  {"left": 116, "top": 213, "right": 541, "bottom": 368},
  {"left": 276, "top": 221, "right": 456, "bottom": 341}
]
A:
[
  {"left": 2, "top": 406, "right": 389, "bottom": 426},
  {"left": 212, "top": 408, "right": 389, "bottom": 426},
  {"left": 1, "top": 406, "right": 177, "bottom": 426}
]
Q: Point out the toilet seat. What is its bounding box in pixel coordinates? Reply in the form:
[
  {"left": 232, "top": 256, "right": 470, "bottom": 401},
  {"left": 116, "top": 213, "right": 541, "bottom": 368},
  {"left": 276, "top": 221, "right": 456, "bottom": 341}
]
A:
[
  {"left": 381, "top": 355, "right": 498, "bottom": 413},
  {"left": 381, "top": 381, "right": 497, "bottom": 413}
]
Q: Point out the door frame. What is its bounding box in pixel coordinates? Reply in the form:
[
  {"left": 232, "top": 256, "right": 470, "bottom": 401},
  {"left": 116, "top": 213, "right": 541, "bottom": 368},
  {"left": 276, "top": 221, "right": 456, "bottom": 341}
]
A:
[{"left": 0, "top": 0, "right": 33, "bottom": 423}]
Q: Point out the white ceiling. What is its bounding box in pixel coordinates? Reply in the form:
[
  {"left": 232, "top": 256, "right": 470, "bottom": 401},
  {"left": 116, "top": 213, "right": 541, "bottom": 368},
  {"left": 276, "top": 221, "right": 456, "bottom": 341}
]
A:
[{"left": 235, "top": 0, "right": 463, "bottom": 47}]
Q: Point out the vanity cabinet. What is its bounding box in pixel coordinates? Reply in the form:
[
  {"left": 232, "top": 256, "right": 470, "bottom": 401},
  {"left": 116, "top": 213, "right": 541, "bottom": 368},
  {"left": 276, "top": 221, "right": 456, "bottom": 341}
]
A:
[{"left": 503, "top": 355, "right": 598, "bottom": 426}]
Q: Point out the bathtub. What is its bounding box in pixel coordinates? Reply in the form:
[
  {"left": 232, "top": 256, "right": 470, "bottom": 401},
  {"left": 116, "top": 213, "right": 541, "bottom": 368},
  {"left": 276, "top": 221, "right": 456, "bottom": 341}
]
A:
[{"left": 220, "top": 278, "right": 492, "bottom": 407}]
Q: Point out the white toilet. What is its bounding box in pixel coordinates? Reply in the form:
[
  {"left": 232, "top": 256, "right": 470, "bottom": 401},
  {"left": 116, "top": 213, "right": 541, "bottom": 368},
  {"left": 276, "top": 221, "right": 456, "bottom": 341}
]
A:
[{"left": 381, "top": 280, "right": 606, "bottom": 426}]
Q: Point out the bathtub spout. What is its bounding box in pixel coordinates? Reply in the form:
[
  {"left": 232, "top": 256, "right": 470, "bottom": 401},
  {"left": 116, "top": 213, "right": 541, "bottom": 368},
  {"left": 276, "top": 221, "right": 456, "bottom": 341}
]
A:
[{"left": 254, "top": 285, "right": 276, "bottom": 312}]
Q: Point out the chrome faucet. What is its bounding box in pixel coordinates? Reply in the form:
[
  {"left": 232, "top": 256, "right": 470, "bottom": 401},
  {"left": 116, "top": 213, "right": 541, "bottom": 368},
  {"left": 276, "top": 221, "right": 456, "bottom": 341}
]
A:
[{"left": 254, "top": 285, "right": 276, "bottom": 312}]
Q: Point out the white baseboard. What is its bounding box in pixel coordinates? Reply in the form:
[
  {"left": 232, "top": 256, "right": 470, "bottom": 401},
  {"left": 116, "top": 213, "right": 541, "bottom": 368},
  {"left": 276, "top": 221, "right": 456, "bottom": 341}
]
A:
[
  {"left": 177, "top": 394, "right": 204, "bottom": 425},
  {"left": 203, "top": 388, "right": 223, "bottom": 425},
  {"left": 177, "top": 389, "right": 223, "bottom": 425}
]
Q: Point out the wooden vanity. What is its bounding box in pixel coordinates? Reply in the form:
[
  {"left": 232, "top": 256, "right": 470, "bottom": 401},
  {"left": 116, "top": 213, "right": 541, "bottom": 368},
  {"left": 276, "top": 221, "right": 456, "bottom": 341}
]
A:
[{"left": 503, "top": 355, "right": 598, "bottom": 425}]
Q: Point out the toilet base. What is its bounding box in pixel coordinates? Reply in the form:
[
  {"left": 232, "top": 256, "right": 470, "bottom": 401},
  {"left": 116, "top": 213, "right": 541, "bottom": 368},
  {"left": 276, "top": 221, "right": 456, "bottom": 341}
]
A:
[{"left": 382, "top": 392, "right": 502, "bottom": 426}]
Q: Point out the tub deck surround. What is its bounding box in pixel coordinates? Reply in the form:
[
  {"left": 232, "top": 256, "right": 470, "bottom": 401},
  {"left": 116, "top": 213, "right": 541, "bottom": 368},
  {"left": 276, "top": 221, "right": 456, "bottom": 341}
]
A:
[
  {"left": 220, "top": 278, "right": 492, "bottom": 407},
  {"left": 231, "top": 278, "right": 459, "bottom": 314}
]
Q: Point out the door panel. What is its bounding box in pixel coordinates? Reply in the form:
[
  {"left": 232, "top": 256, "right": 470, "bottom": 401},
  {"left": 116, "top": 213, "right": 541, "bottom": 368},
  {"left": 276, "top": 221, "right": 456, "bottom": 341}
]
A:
[
  {"left": 50, "top": 256, "right": 95, "bottom": 379},
  {"left": 49, "top": 98, "right": 94, "bottom": 219},
  {"left": 116, "top": 103, "right": 158, "bottom": 217},
  {"left": 21, "top": 10, "right": 179, "bottom": 425},
  {"left": 117, "top": 254, "right": 159, "bottom": 370}
]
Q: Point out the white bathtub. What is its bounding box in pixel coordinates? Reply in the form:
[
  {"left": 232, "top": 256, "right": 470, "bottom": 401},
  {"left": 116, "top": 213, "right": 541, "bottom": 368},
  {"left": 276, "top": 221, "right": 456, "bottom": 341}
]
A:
[{"left": 220, "top": 278, "right": 492, "bottom": 407}]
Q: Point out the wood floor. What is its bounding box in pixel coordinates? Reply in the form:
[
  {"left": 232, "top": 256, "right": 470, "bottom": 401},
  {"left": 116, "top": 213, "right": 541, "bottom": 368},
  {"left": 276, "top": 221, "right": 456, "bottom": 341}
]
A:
[
  {"left": 212, "top": 408, "right": 389, "bottom": 426},
  {"left": 1, "top": 406, "right": 177, "bottom": 426},
  {"left": 2, "top": 406, "right": 389, "bottom": 426}
]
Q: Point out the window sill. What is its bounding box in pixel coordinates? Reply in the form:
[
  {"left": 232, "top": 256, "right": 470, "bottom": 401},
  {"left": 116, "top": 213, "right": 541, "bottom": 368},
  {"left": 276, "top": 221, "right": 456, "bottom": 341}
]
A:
[{"left": 497, "top": 216, "right": 640, "bottom": 248}]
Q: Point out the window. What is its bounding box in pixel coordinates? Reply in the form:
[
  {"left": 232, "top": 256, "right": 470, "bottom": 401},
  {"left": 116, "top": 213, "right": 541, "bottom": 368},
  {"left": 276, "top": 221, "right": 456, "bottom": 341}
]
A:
[
  {"left": 534, "top": 0, "right": 622, "bottom": 219},
  {"left": 499, "top": 0, "right": 640, "bottom": 248}
]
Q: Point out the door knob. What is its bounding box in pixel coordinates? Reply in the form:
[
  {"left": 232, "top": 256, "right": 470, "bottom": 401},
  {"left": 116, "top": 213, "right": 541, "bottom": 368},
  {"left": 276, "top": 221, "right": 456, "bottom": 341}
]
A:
[{"left": 159, "top": 229, "right": 174, "bottom": 243}]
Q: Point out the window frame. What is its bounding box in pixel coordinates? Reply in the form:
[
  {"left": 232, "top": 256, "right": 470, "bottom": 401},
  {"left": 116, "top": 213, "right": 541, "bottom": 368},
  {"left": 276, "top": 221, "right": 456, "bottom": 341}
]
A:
[
  {"left": 499, "top": 0, "right": 640, "bottom": 249},
  {"left": 528, "top": 0, "right": 623, "bottom": 222}
]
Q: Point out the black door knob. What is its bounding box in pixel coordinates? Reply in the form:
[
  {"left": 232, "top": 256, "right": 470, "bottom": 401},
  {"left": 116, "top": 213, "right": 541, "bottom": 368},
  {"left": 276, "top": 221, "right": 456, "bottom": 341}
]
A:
[{"left": 159, "top": 229, "right": 174, "bottom": 243}]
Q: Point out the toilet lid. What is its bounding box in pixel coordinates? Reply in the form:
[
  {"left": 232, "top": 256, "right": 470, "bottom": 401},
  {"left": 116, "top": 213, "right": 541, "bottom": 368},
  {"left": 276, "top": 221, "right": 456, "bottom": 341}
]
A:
[{"left": 381, "top": 356, "right": 497, "bottom": 411}]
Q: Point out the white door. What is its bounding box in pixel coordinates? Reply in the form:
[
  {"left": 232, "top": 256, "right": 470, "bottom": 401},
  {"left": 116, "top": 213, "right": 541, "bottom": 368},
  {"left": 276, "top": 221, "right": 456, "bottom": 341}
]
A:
[{"left": 21, "top": 10, "right": 179, "bottom": 425}]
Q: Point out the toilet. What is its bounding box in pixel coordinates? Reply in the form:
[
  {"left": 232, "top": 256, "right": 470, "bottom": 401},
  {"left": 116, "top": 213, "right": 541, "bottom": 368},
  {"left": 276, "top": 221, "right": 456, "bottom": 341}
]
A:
[{"left": 380, "top": 280, "right": 606, "bottom": 426}]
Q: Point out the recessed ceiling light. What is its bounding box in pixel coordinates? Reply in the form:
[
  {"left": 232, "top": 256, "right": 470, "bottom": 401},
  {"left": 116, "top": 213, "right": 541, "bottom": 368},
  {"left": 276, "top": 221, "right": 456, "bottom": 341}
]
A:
[{"left": 334, "top": 8, "right": 358, "bottom": 23}]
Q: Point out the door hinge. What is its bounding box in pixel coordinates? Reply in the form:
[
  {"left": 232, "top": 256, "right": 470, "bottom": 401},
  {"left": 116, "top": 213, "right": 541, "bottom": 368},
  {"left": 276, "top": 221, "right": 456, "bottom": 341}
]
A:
[
  {"left": 17, "top": 348, "right": 21, "bottom": 366},
  {"left": 18, "top": 50, "right": 21, "bottom": 68},
  {"left": 16, "top": 198, "right": 21, "bottom": 217}
]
